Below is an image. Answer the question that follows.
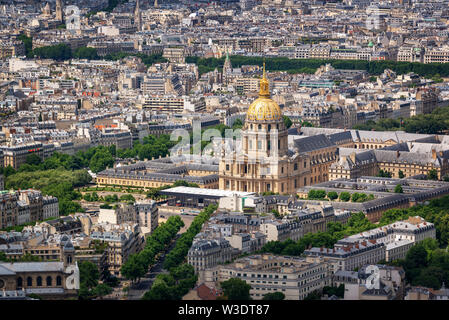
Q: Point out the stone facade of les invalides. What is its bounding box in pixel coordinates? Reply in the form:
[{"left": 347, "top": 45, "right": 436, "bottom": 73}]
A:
[{"left": 218, "top": 65, "right": 336, "bottom": 194}]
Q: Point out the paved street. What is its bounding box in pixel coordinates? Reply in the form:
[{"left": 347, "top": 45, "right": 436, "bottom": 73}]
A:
[{"left": 126, "top": 234, "right": 181, "bottom": 300}]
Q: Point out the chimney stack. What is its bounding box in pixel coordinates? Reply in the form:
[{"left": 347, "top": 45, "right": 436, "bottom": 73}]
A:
[{"left": 432, "top": 149, "right": 437, "bottom": 160}]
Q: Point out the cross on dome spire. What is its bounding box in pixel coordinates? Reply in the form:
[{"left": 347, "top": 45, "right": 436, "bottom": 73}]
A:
[{"left": 259, "top": 60, "right": 270, "bottom": 97}]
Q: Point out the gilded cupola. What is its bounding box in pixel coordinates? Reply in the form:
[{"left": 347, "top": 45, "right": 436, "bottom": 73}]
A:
[{"left": 246, "top": 63, "right": 282, "bottom": 122}]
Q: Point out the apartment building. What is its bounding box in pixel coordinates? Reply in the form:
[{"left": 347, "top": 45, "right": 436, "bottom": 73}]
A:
[
  {"left": 304, "top": 240, "right": 386, "bottom": 273},
  {"left": 99, "top": 130, "right": 133, "bottom": 150},
  {"left": 90, "top": 223, "right": 144, "bottom": 277},
  {"left": 345, "top": 216, "right": 435, "bottom": 262},
  {"left": 397, "top": 46, "right": 424, "bottom": 63},
  {"left": 209, "top": 254, "right": 330, "bottom": 300},
  {"left": 134, "top": 201, "right": 158, "bottom": 236},
  {"left": 1, "top": 142, "right": 44, "bottom": 169},
  {"left": 0, "top": 191, "right": 19, "bottom": 229},
  {"left": 259, "top": 220, "right": 302, "bottom": 242},
  {"left": 188, "top": 239, "right": 233, "bottom": 273},
  {"left": 333, "top": 265, "right": 405, "bottom": 300},
  {"left": 19, "top": 190, "right": 43, "bottom": 223},
  {"left": 424, "top": 47, "right": 449, "bottom": 64},
  {"left": 163, "top": 47, "right": 185, "bottom": 63},
  {"left": 142, "top": 95, "right": 206, "bottom": 113},
  {"left": 0, "top": 40, "right": 25, "bottom": 59}
]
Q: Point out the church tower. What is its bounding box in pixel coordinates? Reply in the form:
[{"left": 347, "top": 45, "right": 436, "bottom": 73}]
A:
[
  {"left": 56, "top": 0, "right": 63, "bottom": 22},
  {"left": 219, "top": 63, "right": 300, "bottom": 194},
  {"left": 134, "top": 0, "right": 142, "bottom": 32},
  {"left": 154, "top": 0, "right": 159, "bottom": 8},
  {"left": 222, "top": 48, "right": 232, "bottom": 84},
  {"left": 60, "top": 235, "right": 75, "bottom": 267}
]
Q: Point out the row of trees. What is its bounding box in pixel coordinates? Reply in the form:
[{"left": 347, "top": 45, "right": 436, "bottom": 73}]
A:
[
  {"left": 83, "top": 192, "right": 135, "bottom": 204},
  {"left": 260, "top": 212, "right": 376, "bottom": 256},
  {"left": 186, "top": 55, "right": 449, "bottom": 78},
  {"left": 378, "top": 195, "right": 449, "bottom": 247},
  {"left": 103, "top": 52, "right": 168, "bottom": 67},
  {"left": 30, "top": 43, "right": 167, "bottom": 66},
  {"left": 14, "top": 135, "right": 176, "bottom": 175},
  {"left": 121, "top": 215, "right": 184, "bottom": 282},
  {"left": 353, "top": 105, "right": 449, "bottom": 135},
  {"left": 261, "top": 194, "right": 449, "bottom": 262},
  {"left": 142, "top": 263, "right": 197, "bottom": 300},
  {"left": 307, "top": 189, "right": 374, "bottom": 202},
  {"left": 162, "top": 204, "right": 218, "bottom": 270},
  {"left": 0, "top": 252, "right": 41, "bottom": 262},
  {"left": 4, "top": 168, "right": 90, "bottom": 219},
  {"left": 114, "top": 134, "right": 177, "bottom": 164},
  {"left": 385, "top": 239, "right": 449, "bottom": 290},
  {"left": 78, "top": 261, "right": 117, "bottom": 300}
]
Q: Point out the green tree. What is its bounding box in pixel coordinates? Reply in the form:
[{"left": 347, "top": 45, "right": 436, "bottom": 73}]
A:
[
  {"left": 283, "top": 115, "right": 293, "bottom": 129},
  {"left": 427, "top": 169, "right": 438, "bottom": 180},
  {"left": 120, "top": 254, "right": 147, "bottom": 283},
  {"left": 398, "top": 170, "right": 405, "bottom": 179},
  {"left": 327, "top": 191, "right": 338, "bottom": 200},
  {"left": 79, "top": 261, "right": 99, "bottom": 289},
  {"left": 0, "top": 251, "right": 7, "bottom": 261},
  {"left": 26, "top": 153, "right": 42, "bottom": 166},
  {"left": 394, "top": 184, "right": 403, "bottom": 193},
  {"left": 304, "top": 290, "right": 322, "bottom": 300},
  {"left": 142, "top": 279, "right": 174, "bottom": 300},
  {"left": 220, "top": 278, "right": 252, "bottom": 300},
  {"left": 78, "top": 261, "right": 100, "bottom": 299},
  {"left": 413, "top": 267, "right": 445, "bottom": 289},
  {"left": 377, "top": 169, "right": 392, "bottom": 178},
  {"left": 232, "top": 118, "right": 243, "bottom": 129},
  {"left": 32, "top": 43, "right": 72, "bottom": 60},
  {"left": 339, "top": 192, "right": 351, "bottom": 202},
  {"left": 308, "top": 189, "right": 326, "bottom": 199},
  {"left": 93, "top": 283, "right": 113, "bottom": 299},
  {"left": 262, "top": 292, "right": 285, "bottom": 300},
  {"left": 73, "top": 47, "right": 99, "bottom": 60},
  {"left": 18, "top": 33, "right": 33, "bottom": 57}
]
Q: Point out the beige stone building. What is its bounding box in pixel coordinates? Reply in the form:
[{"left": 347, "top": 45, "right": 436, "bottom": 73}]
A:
[
  {"left": 219, "top": 65, "right": 310, "bottom": 194},
  {"left": 203, "top": 254, "right": 330, "bottom": 300}
]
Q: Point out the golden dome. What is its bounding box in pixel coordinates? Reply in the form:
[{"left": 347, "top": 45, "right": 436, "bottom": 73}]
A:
[{"left": 246, "top": 62, "right": 282, "bottom": 122}]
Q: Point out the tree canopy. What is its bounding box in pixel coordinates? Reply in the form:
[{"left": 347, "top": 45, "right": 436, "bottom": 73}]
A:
[{"left": 220, "top": 278, "right": 252, "bottom": 300}]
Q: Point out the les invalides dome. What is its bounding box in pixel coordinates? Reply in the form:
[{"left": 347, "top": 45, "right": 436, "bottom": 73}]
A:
[{"left": 245, "top": 63, "right": 283, "bottom": 122}]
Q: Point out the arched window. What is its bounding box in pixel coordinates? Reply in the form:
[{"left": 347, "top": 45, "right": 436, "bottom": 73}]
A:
[
  {"left": 46, "top": 276, "right": 52, "bottom": 286},
  {"left": 37, "top": 276, "right": 42, "bottom": 287},
  {"left": 56, "top": 276, "right": 62, "bottom": 286},
  {"left": 67, "top": 256, "right": 72, "bottom": 264},
  {"left": 27, "top": 277, "right": 32, "bottom": 287},
  {"left": 268, "top": 124, "right": 271, "bottom": 131},
  {"left": 17, "top": 277, "right": 23, "bottom": 289},
  {"left": 258, "top": 124, "right": 261, "bottom": 130}
]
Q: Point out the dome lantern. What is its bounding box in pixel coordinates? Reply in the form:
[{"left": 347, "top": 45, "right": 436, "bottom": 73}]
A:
[{"left": 245, "top": 62, "right": 282, "bottom": 122}]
